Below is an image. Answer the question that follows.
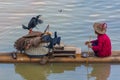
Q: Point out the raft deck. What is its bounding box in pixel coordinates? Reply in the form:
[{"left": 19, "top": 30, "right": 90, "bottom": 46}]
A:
[{"left": 0, "top": 50, "right": 120, "bottom": 63}]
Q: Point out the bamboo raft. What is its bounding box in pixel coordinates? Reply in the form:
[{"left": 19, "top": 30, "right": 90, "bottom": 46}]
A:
[{"left": 0, "top": 48, "right": 120, "bottom": 63}]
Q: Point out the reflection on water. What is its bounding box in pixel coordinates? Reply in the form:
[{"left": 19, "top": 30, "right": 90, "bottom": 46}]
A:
[
  {"left": 15, "top": 63, "right": 81, "bottom": 80},
  {"left": 1, "top": 63, "right": 120, "bottom": 80},
  {"left": 15, "top": 63, "right": 50, "bottom": 80},
  {"left": 89, "top": 63, "right": 110, "bottom": 80},
  {"left": 14, "top": 63, "right": 111, "bottom": 80}
]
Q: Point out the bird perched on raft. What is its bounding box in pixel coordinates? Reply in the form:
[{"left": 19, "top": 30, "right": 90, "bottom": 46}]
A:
[{"left": 22, "top": 15, "right": 43, "bottom": 33}]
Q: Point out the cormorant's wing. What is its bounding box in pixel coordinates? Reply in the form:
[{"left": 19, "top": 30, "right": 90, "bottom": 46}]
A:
[{"left": 38, "top": 19, "right": 43, "bottom": 24}]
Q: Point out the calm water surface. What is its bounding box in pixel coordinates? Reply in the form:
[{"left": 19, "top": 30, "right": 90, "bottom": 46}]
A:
[{"left": 0, "top": 0, "right": 120, "bottom": 80}]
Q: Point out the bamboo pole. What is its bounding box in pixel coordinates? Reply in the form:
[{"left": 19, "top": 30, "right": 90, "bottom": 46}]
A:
[{"left": 86, "top": 36, "right": 91, "bottom": 64}]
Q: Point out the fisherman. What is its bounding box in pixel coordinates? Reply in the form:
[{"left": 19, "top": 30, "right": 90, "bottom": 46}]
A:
[{"left": 85, "top": 22, "right": 112, "bottom": 57}]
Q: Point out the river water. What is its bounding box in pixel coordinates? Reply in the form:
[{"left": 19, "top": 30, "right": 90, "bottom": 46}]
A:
[{"left": 0, "top": 0, "right": 120, "bottom": 80}]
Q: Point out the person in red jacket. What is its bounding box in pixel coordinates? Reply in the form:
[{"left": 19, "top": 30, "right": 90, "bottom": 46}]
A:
[{"left": 85, "top": 22, "right": 112, "bottom": 57}]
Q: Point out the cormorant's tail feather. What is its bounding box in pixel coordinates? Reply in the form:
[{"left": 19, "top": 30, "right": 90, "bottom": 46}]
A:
[{"left": 22, "top": 24, "right": 28, "bottom": 29}]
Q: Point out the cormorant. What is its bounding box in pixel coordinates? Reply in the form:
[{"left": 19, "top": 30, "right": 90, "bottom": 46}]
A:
[{"left": 22, "top": 15, "right": 43, "bottom": 33}]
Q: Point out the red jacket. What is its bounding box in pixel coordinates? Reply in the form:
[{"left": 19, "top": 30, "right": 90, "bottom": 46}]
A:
[{"left": 91, "top": 34, "right": 112, "bottom": 57}]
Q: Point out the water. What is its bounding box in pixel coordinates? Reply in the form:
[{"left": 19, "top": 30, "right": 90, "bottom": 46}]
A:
[
  {"left": 0, "top": 63, "right": 120, "bottom": 80},
  {"left": 0, "top": 0, "right": 120, "bottom": 80}
]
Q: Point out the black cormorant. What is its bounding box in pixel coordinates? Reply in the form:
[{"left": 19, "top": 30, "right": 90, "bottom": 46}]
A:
[{"left": 22, "top": 15, "right": 43, "bottom": 33}]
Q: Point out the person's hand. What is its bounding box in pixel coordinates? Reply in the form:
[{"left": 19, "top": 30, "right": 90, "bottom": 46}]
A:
[{"left": 85, "top": 41, "right": 90, "bottom": 45}]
